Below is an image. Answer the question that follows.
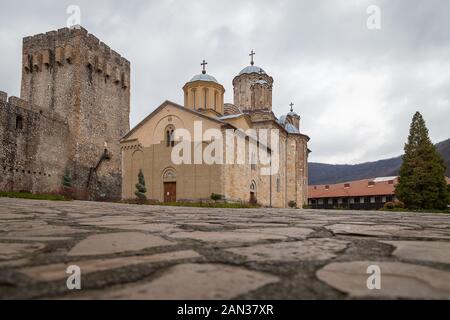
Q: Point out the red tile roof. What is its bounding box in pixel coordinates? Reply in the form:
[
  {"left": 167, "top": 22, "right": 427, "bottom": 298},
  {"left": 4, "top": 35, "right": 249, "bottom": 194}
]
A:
[{"left": 309, "top": 177, "right": 450, "bottom": 199}]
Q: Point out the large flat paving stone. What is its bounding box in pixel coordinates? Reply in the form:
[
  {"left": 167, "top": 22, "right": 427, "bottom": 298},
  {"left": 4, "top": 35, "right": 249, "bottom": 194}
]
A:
[
  {"left": 325, "top": 224, "right": 413, "bottom": 237},
  {"left": 168, "top": 231, "right": 287, "bottom": 243},
  {"left": 234, "top": 227, "right": 314, "bottom": 238},
  {"left": 78, "top": 263, "right": 279, "bottom": 300},
  {"left": 20, "top": 250, "right": 201, "bottom": 282},
  {"left": 68, "top": 232, "right": 174, "bottom": 256},
  {"left": 0, "top": 243, "right": 46, "bottom": 260},
  {"left": 317, "top": 261, "right": 450, "bottom": 299},
  {"left": 381, "top": 241, "right": 450, "bottom": 264},
  {"left": 226, "top": 239, "right": 349, "bottom": 262}
]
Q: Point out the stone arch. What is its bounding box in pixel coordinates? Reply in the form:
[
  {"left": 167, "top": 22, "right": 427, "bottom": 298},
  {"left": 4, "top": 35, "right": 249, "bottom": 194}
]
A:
[{"left": 162, "top": 167, "right": 177, "bottom": 182}]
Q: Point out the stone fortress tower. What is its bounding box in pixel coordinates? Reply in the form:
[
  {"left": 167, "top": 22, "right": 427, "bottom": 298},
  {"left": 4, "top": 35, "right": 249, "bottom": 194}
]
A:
[{"left": 0, "top": 27, "right": 130, "bottom": 199}]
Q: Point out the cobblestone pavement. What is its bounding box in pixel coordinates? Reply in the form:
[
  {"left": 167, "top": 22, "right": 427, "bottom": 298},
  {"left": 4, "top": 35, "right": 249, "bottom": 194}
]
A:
[{"left": 1, "top": 198, "right": 450, "bottom": 300}]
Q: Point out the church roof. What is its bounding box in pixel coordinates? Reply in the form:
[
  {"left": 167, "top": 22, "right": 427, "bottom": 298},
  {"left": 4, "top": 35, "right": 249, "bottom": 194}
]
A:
[
  {"left": 189, "top": 73, "right": 218, "bottom": 83},
  {"left": 238, "top": 65, "right": 266, "bottom": 76},
  {"left": 278, "top": 114, "right": 300, "bottom": 134},
  {"left": 121, "top": 100, "right": 233, "bottom": 141}
]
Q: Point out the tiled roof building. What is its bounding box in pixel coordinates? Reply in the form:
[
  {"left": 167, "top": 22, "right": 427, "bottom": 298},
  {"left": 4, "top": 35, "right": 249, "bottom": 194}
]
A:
[{"left": 308, "top": 176, "right": 450, "bottom": 210}]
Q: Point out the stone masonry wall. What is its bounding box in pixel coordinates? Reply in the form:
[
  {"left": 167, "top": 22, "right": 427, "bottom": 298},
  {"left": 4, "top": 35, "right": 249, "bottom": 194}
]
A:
[{"left": 0, "top": 92, "right": 69, "bottom": 193}]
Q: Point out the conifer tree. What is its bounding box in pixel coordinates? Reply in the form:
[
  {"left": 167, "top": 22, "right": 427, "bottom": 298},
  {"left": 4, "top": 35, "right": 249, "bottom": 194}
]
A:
[
  {"left": 135, "top": 169, "right": 147, "bottom": 201},
  {"left": 395, "top": 112, "right": 448, "bottom": 210},
  {"left": 62, "top": 169, "right": 72, "bottom": 188}
]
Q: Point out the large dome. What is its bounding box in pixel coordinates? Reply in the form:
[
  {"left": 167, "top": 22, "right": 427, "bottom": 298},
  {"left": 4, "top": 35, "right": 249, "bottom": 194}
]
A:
[
  {"left": 238, "top": 65, "right": 266, "bottom": 76},
  {"left": 189, "top": 73, "right": 218, "bottom": 83}
]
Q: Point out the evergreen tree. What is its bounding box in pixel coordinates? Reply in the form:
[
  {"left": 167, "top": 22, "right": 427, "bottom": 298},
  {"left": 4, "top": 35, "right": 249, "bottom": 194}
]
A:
[
  {"left": 395, "top": 112, "right": 448, "bottom": 210},
  {"left": 135, "top": 169, "right": 147, "bottom": 200},
  {"left": 62, "top": 169, "right": 72, "bottom": 188}
]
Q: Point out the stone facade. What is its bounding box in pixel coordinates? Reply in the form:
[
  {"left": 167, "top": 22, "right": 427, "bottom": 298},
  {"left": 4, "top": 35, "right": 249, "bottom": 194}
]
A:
[
  {"left": 0, "top": 27, "right": 130, "bottom": 200},
  {"left": 121, "top": 62, "right": 309, "bottom": 208}
]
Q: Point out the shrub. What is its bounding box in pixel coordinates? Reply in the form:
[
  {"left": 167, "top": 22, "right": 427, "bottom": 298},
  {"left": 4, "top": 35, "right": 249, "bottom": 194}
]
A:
[
  {"left": 288, "top": 200, "right": 297, "bottom": 208},
  {"left": 211, "top": 193, "right": 223, "bottom": 201},
  {"left": 384, "top": 201, "right": 395, "bottom": 210},
  {"left": 394, "top": 200, "right": 405, "bottom": 208}
]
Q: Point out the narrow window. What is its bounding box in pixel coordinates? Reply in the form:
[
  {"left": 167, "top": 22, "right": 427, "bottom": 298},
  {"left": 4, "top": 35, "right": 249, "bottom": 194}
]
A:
[
  {"left": 214, "top": 91, "right": 218, "bottom": 110},
  {"left": 16, "top": 115, "right": 23, "bottom": 130},
  {"left": 166, "top": 126, "right": 175, "bottom": 147},
  {"left": 276, "top": 176, "right": 280, "bottom": 192},
  {"left": 203, "top": 88, "right": 208, "bottom": 109}
]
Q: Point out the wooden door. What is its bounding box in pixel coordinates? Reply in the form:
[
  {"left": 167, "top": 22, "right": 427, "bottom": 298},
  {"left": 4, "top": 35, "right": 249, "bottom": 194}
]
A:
[
  {"left": 164, "top": 182, "right": 176, "bottom": 203},
  {"left": 250, "top": 192, "right": 257, "bottom": 204}
]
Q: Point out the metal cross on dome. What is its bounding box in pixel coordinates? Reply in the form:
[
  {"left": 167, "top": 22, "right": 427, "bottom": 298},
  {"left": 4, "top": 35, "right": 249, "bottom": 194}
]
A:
[
  {"left": 249, "top": 50, "right": 255, "bottom": 66},
  {"left": 201, "top": 60, "right": 208, "bottom": 74},
  {"left": 290, "top": 102, "right": 294, "bottom": 112}
]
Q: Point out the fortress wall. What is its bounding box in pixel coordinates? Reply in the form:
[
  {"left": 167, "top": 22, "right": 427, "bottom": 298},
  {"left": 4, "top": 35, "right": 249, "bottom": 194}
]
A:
[{"left": 0, "top": 91, "right": 70, "bottom": 193}]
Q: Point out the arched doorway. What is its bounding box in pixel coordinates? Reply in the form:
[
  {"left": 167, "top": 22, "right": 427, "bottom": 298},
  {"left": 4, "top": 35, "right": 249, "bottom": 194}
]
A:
[
  {"left": 250, "top": 181, "right": 257, "bottom": 204},
  {"left": 163, "top": 168, "right": 176, "bottom": 203}
]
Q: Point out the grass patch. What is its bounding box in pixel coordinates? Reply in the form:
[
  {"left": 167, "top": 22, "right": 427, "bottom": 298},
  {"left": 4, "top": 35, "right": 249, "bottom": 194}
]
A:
[
  {"left": 161, "top": 201, "right": 260, "bottom": 208},
  {"left": 0, "top": 191, "right": 69, "bottom": 201}
]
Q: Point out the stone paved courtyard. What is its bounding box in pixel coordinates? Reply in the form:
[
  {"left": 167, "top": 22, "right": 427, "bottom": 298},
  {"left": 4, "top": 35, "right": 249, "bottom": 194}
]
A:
[{"left": 1, "top": 198, "right": 450, "bottom": 300}]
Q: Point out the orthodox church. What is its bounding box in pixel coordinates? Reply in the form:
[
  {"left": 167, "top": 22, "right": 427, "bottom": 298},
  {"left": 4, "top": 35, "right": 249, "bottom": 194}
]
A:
[{"left": 120, "top": 53, "right": 310, "bottom": 208}]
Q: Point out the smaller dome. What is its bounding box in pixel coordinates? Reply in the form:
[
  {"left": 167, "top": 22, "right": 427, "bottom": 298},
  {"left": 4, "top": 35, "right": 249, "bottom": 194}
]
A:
[
  {"left": 189, "top": 73, "right": 218, "bottom": 83},
  {"left": 238, "top": 65, "right": 266, "bottom": 76}
]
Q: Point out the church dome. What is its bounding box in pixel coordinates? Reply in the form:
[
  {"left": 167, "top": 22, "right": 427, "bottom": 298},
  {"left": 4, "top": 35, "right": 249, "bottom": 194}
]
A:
[
  {"left": 189, "top": 73, "right": 218, "bottom": 83},
  {"left": 238, "top": 65, "right": 266, "bottom": 76}
]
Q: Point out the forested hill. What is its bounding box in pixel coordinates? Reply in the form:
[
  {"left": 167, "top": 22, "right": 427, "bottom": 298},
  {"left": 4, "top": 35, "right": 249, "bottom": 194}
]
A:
[{"left": 309, "top": 138, "right": 450, "bottom": 185}]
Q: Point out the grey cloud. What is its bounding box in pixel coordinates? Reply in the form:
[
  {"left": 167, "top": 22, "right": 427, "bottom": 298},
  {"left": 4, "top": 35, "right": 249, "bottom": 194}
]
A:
[{"left": 0, "top": 0, "right": 449, "bottom": 164}]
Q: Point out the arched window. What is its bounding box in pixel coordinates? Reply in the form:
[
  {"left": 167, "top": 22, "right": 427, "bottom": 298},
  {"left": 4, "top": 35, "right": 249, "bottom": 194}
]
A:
[
  {"left": 250, "top": 181, "right": 257, "bottom": 192},
  {"left": 16, "top": 115, "right": 23, "bottom": 130},
  {"left": 165, "top": 125, "right": 175, "bottom": 147},
  {"left": 276, "top": 175, "right": 281, "bottom": 192}
]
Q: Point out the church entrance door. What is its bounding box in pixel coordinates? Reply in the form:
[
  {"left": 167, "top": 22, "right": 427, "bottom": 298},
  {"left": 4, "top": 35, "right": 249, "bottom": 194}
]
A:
[
  {"left": 164, "top": 182, "right": 176, "bottom": 203},
  {"left": 250, "top": 192, "right": 257, "bottom": 204}
]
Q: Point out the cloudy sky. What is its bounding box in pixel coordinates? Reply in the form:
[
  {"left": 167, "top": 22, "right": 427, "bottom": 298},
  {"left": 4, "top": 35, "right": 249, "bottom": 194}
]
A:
[{"left": 0, "top": 0, "right": 449, "bottom": 164}]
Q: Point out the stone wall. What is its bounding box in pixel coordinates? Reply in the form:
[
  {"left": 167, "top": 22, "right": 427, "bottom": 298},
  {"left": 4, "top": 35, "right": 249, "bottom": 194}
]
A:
[{"left": 0, "top": 92, "right": 69, "bottom": 193}]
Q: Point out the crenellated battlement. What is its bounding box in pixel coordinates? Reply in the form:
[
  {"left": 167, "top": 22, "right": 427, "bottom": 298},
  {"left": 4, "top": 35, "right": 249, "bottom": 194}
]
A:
[
  {"left": 22, "top": 26, "right": 130, "bottom": 89},
  {"left": 23, "top": 26, "right": 129, "bottom": 65},
  {"left": 0, "top": 90, "right": 67, "bottom": 124}
]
